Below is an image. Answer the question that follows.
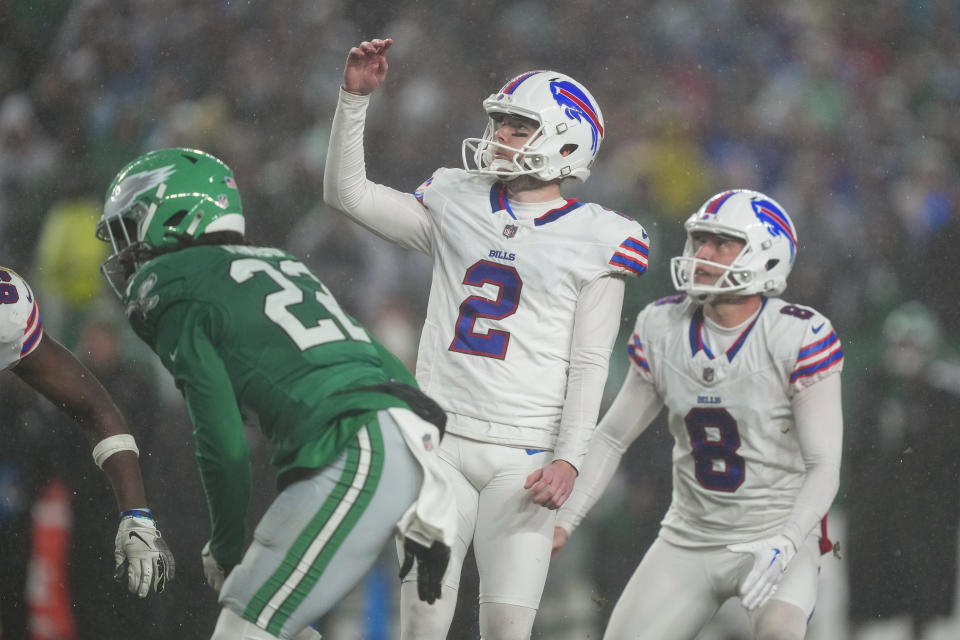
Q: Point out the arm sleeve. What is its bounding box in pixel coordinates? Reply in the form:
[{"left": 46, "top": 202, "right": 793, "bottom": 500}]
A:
[
  {"left": 323, "top": 88, "right": 433, "bottom": 254},
  {"left": 552, "top": 275, "right": 625, "bottom": 469},
  {"left": 157, "top": 306, "right": 251, "bottom": 567},
  {"left": 781, "top": 371, "right": 843, "bottom": 549},
  {"left": 556, "top": 365, "right": 664, "bottom": 534}
]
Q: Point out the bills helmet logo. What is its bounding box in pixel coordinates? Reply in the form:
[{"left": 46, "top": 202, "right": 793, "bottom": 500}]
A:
[
  {"left": 751, "top": 198, "right": 797, "bottom": 262},
  {"left": 550, "top": 80, "right": 603, "bottom": 153}
]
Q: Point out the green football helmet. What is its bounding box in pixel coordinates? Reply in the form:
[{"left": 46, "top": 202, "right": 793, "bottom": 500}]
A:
[{"left": 96, "top": 148, "right": 244, "bottom": 296}]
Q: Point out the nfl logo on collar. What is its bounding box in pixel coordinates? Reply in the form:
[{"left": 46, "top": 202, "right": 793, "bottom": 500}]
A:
[
  {"left": 503, "top": 224, "right": 518, "bottom": 238},
  {"left": 703, "top": 367, "right": 715, "bottom": 383}
]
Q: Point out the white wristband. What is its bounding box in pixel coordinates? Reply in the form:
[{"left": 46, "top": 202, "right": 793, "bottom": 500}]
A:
[{"left": 92, "top": 434, "right": 140, "bottom": 469}]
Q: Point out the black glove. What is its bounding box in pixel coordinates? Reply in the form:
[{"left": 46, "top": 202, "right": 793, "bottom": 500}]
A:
[{"left": 398, "top": 538, "right": 450, "bottom": 605}]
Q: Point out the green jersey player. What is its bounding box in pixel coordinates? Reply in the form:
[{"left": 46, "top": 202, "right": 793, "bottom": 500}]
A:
[{"left": 96, "top": 148, "right": 456, "bottom": 640}]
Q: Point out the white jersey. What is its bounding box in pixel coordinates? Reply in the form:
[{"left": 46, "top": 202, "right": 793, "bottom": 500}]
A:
[
  {"left": 414, "top": 168, "right": 648, "bottom": 447},
  {"left": 630, "top": 294, "right": 843, "bottom": 547},
  {"left": 0, "top": 267, "right": 43, "bottom": 370}
]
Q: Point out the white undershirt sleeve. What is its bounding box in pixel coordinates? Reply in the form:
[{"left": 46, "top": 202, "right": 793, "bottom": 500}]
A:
[
  {"left": 556, "top": 364, "right": 664, "bottom": 534},
  {"left": 553, "top": 275, "right": 625, "bottom": 470},
  {"left": 781, "top": 371, "right": 843, "bottom": 549},
  {"left": 323, "top": 88, "right": 433, "bottom": 254}
]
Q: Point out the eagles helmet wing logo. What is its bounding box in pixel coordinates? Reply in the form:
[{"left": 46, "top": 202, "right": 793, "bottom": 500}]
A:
[
  {"left": 549, "top": 80, "right": 604, "bottom": 152},
  {"left": 503, "top": 224, "right": 518, "bottom": 238},
  {"left": 105, "top": 165, "right": 176, "bottom": 222}
]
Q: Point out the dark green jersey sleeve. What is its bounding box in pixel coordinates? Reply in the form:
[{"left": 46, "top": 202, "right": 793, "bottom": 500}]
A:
[{"left": 154, "top": 300, "right": 251, "bottom": 567}]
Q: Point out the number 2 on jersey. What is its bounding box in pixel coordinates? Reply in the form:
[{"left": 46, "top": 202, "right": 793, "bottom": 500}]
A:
[
  {"left": 230, "top": 258, "right": 370, "bottom": 350},
  {"left": 684, "top": 407, "right": 745, "bottom": 492},
  {"left": 449, "top": 260, "right": 522, "bottom": 359}
]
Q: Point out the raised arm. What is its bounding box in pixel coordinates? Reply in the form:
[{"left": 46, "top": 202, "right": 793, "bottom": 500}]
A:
[{"left": 323, "top": 38, "right": 433, "bottom": 253}]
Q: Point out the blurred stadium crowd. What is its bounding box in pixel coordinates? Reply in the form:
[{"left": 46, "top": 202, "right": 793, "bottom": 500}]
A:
[{"left": 1, "top": 1, "right": 959, "bottom": 639}]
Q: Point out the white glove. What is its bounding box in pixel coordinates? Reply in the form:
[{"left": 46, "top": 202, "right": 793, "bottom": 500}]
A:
[
  {"left": 114, "top": 510, "right": 175, "bottom": 598},
  {"left": 726, "top": 534, "right": 796, "bottom": 611},
  {"left": 201, "top": 540, "right": 228, "bottom": 592}
]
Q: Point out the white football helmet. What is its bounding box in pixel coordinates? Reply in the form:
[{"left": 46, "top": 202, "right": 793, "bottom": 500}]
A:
[
  {"left": 462, "top": 70, "right": 604, "bottom": 183},
  {"left": 670, "top": 189, "right": 798, "bottom": 299}
]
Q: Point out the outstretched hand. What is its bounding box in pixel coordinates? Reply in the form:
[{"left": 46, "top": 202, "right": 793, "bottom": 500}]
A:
[
  {"left": 343, "top": 38, "right": 393, "bottom": 95},
  {"left": 525, "top": 459, "right": 577, "bottom": 510}
]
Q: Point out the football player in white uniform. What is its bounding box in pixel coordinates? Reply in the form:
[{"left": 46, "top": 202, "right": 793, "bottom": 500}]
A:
[
  {"left": 555, "top": 190, "right": 843, "bottom": 640},
  {"left": 0, "top": 266, "right": 173, "bottom": 599},
  {"left": 324, "top": 39, "right": 649, "bottom": 639}
]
